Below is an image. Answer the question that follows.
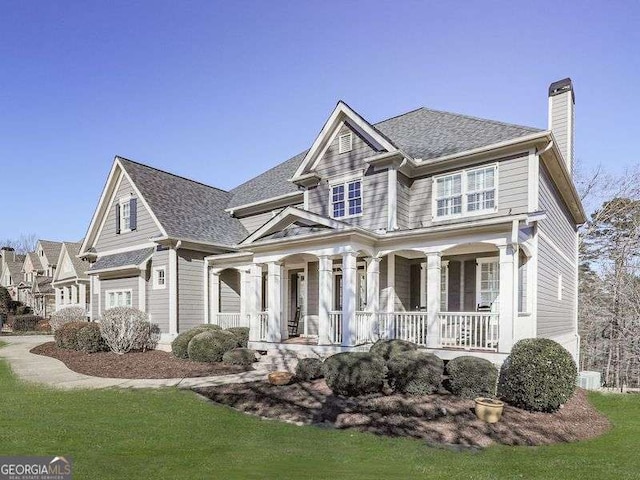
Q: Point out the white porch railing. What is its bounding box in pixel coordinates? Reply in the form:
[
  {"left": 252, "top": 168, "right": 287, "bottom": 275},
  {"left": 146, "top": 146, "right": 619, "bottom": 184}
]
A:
[
  {"left": 213, "top": 312, "right": 246, "bottom": 329},
  {"left": 354, "top": 311, "right": 374, "bottom": 345},
  {"left": 439, "top": 312, "right": 499, "bottom": 351},
  {"left": 378, "top": 312, "right": 428, "bottom": 345},
  {"left": 329, "top": 311, "right": 342, "bottom": 344},
  {"left": 258, "top": 312, "right": 269, "bottom": 341}
]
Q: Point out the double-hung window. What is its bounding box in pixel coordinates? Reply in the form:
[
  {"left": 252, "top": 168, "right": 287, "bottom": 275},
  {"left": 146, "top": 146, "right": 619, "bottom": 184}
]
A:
[
  {"left": 120, "top": 201, "right": 131, "bottom": 231},
  {"left": 106, "top": 290, "right": 132, "bottom": 309},
  {"left": 434, "top": 164, "right": 497, "bottom": 219},
  {"left": 331, "top": 179, "right": 362, "bottom": 218}
]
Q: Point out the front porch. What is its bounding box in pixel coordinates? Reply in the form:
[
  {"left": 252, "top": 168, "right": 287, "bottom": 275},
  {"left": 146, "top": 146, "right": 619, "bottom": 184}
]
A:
[{"left": 206, "top": 240, "right": 533, "bottom": 359}]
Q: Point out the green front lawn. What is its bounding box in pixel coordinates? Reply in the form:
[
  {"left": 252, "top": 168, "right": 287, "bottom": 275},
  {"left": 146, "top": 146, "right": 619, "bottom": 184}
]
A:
[{"left": 0, "top": 357, "right": 638, "bottom": 479}]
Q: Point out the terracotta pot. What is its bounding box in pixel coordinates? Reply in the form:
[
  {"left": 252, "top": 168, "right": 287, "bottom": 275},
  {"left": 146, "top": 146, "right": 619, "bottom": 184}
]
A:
[
  {"left": 268, "top": 371, "right": 293, "bottom": 386},
  {"left": 474, "top": 397, "right": 504, "bottom": 423}
]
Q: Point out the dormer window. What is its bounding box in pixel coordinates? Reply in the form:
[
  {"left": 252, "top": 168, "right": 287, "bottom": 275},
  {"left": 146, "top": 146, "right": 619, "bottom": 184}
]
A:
[
  {"left": 331, "top": 178, "right": 362, "bottom": 219},
  {"left": 338, "top": 133, "right": 353, "bottom": 154}
]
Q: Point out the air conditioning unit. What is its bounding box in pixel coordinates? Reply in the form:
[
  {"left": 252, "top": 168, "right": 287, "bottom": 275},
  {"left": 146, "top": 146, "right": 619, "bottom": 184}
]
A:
[{"left": 577, "top": 371, "right": 602, "bottom": 390}]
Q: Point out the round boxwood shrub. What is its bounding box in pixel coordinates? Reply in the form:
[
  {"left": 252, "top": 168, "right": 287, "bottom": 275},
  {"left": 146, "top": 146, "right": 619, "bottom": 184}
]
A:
[
  {"left": 497, "top": 338, "right": 577, "bottom": 412},
  {"left": 187, "top": 330, "right": 238, "bottom": 363},
  {"left": 225, "top": 327, "right": 250, "bottom": 348},
  {"left": 295, "top": 357, "right": 324, "bottom": 381},
  {"left": 387, "top": 350, "right": 444, "bottom": 395},
  {"left": 76, "top": 323, "right": 108, "bottom": 353},
  {"left": 54, "top": 321, "right": 88, "bottom": 350},
  {"left": 369, "top": 339, "right": 418, "bottom": 361},
  {"left": 171, "top": 325, "right": 222, "bottom": 359},
  {"left": 222, "top": 348, "right": 256, "bottom": 366},
  {"left": 323, "top": 352, "right": 386, "bottom": 396},
  {"left": 445, "top": 356, "right": 498, "bottom": 399}
]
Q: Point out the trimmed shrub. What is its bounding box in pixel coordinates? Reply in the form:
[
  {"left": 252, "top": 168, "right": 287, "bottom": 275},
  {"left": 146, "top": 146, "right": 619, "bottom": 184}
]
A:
[
  {"left": 446, "top": 356, "right": 498, "bottom": 399},
  {"left": 295, "top": 357, "right": 324, "bottom": 381},
  {"left": 99, "top": 307, "right": 159, "bottom": 354},
  {"left": 8, "top": 301, "right": 22, "bottom": 314},
  {"left": 225, "top": 327, "right": 250, "bottom": 348},
  {"left": 76, "top": 323, "right": 108, "bottom": 353},
  {"left": 0, "top": 286, "right": 10, "bottom": 314},
  {"left": 12, "top": 314, "right": 44, "bottom": 332},
  {"left": 369, "top": 339, "right": 418, "bottom": 362},
  {"left": 497, "top": 338, "right": 577, "bottom": 412},
  {"left": 323, "top": 352, "right": 386, "bottom": 396},
  {"left": 16, "top": 305, "right": 32, "bottom": 315},
  {"left": 172, "top": 325, "right": 222, "bottom": 359},
  {"left": 222, "top": 348, "right": 256, "bottom": 366},
  {"left": 36, "top": 320, "right": 52, "bottom": 332},
  {"left": 50, "top": 306, "right": 87, "bottom": 332},
  {"left": 54, "top": 321, "right": 87, "bottom": 350},
  {"left": 387, "top": 350, "right": 444, "bottom": 395},
  {"left": 187, "top": 330, "right": 239, "bottom": 363}
]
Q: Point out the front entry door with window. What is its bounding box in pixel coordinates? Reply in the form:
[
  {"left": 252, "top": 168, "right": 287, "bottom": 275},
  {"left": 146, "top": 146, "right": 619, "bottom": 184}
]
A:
[{"left": 476, "top": 258, "right": 499, "bottom": 312}]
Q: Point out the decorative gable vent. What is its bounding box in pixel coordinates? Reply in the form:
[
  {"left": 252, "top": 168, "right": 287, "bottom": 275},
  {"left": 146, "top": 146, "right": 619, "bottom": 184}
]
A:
[{"left": 338, "top": 132, "right": 353, "bottom": 154}]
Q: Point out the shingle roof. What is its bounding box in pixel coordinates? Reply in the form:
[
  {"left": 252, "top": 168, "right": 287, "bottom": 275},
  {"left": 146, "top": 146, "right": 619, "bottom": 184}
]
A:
[
  {"left": 34, "top": 276, "right": 54, "bottom": 295},
  {"left": 89, "top": 247, "right": 155, "bottom": 272},
  {"left": 39, "top": 240, "right": 63, "bottom": 268},
  {"left": 26, "top": 252, "right": 42, "bottom": 272},
  {"left": 228, "top": 107, "right": 541, "bottom": 208},
  {"left": 118, "top": 158, "right": 248, "bottom": 245},
  {"left": 4, "top": 258, "right": 24, "bottom": 285}
]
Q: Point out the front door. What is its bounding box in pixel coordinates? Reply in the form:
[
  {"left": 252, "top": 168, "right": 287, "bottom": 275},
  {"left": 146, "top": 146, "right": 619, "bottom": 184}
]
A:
[{"left": 476, "top": 258, "right": 500, "bottom": 312}]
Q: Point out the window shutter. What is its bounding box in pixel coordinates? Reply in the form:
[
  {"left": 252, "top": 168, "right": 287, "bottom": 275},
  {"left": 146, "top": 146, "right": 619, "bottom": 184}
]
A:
[
  {"left": 115, "top": 203, "right": 121, "bottom": 234},
  {"left": 130, "top": 198, "right": 138, "bottom": 231}
]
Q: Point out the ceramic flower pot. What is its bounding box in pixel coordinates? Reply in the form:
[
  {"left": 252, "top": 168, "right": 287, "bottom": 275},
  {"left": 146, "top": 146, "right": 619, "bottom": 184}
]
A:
[
  {"left": 268, "top": 371, "right": 293, "bottom": 386},
  {"left": 474, "top": 397, "right": 504, "bottom": 423}
]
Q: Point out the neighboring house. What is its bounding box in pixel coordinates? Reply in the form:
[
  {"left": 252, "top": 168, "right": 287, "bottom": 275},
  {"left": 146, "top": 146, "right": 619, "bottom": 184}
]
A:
[
  {"left": 80, "top": 78, "right": 584, "bottom": 362},
  {"left": 0, "top": 247, "right": 26, "bottom": 300},
  {"left": 17, "top": 240, "right": 63, "bottom": 316},
  {"left": 51, "top": 241, "right": 91, "bottom": 315},
  {"left": 78, "top": 158, "right": 247, "bottom": 331}
]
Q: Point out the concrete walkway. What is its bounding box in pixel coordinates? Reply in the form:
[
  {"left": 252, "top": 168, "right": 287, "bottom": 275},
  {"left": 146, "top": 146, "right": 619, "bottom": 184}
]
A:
[{"left": 0, "top": 335, "right": 273, "bottom": 390}]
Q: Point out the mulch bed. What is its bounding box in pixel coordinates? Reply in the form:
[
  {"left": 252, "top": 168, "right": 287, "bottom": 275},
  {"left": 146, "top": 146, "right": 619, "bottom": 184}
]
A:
[
  {"left": 195, "top": 380, "right": 611, "bottom": 448},
  {"left": 31, "top": 342, "right": 251, "bottom": 379}
]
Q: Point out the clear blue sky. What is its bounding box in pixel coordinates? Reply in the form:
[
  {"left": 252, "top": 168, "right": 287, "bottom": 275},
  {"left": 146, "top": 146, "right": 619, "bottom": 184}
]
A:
[{"left": 1, "top": 1, "right": 638, "bottom": 241}]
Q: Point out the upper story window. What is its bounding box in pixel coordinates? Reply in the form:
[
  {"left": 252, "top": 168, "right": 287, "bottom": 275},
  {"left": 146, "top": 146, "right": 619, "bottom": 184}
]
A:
[
  {"left": 153, "top": 266, "right": 166, "bottom": 290},
  {"left": 338, "top": 133, "right": 353, "bottom": 154},
  {"left": 331, "top": 179, "right": 362, "bottom": 219},
  {"left": 433, "top": 165, "right": 497, "bottom": 220},
  {"left": 116, "top": 197, "right": 137, "bottom": 234}
]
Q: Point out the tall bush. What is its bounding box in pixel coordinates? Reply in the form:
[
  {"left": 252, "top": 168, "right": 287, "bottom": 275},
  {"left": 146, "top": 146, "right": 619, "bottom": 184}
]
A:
[
  {"left": 50, "top": 306, "right": 87, "bottom": 332},
  {"left": 497, "top": 338, "right": 577, "bottom": 412},
  {"left": 99, "top": 307, "right": 159, "bottom": 354},
  {"left": 55, "top": 322, "right": 88, "bottom": 350}
]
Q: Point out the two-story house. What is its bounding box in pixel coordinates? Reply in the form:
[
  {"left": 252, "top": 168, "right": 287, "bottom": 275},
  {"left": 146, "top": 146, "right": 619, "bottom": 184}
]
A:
[
  {"left": 16, "top": 240, "right": 63, "bottom": 316},
  {"left": 0, "top": 247, "right": 26, "bottom": 300},
  {"left": 80, "top": 78, "right": 584, "bottom": 362}
]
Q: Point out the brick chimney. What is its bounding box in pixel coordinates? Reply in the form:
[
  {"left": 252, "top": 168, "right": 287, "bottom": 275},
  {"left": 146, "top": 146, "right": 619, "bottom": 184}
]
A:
[{"left": 548, "top": 78, "right": 575, "bottom": 174}]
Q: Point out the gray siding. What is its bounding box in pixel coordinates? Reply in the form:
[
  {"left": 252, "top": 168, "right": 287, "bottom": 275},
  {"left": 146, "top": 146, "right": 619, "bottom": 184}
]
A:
[
  {"left": 409, "top": 153, "right": 529, "bottom": 229},
  {"left": 238, "top": 211, "right": 276, "bottom": 234},
  {"left": 463, "top": 260, "right": 477, "bottom": 311},
  {"left": 394, "top": 255, "right": 411, "bottom": 311},
  {"left": 94, "top": 174, "right": 161, "bottom": 251},
  {"left": 219, "top": 269, "right": 241, "bottom": 312},
  {"left": 101, "top": 276, "right": 139, "bottom": 311},
  {"left": 448, "top": 260, "right": 462, "bottom": 311},
  {"left": 397, "top": 173, "right": 411, "bottom": 230},
  {"left": 177, "top": 250, "right": 206, "bottom": 332},
  {"left": 306, "top": 124, "right": 388, "bottom": 231},
  {"left": 549, "top": 92, "right": 573, "bottom": 172},
  {"left": 147, "top": 249, "right": 169, "bottom": 332},
  {"left": 536, "top": 164, "right": 578, "bottom": 338}
]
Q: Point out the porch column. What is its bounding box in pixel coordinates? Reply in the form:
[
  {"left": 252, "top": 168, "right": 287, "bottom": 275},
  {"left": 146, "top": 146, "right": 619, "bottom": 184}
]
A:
[
  {"left": 366, "top": 257, "right": 381, "bottom": 341},
  {"left": 248, "top": 264, "right": 263, "bottom": 342},
  {"left": 267, "top": 261, "right": 283, "bottom": 343},
  {"left": 168, "top": 247, "right": 178, "bottom": 335},
  {"left": 239, "top": 268, "right": 250, "bottom": 327},
  {"left": 386, "top": 253, "right": 396, "bottom": 338},
  {"left": 419, "top": 261, "right": 428, "bottom": 310},
  {"left": 426, "top": 252, "right": 441, "bottom": 349},
  {"left": 79, "top": 284, "right": 87, "bottom": 309},
  {"left": 71, "top": 285, "right": 78, "bottom": 305},
  {"left": 55, "top": 288, "right": 61, "bottom": 311},
  {"left": 138, "top": 271, "right": 146, "bottom": 312},
  {"left": 341, "top": 251, "right": 358, "bottom": 347},
  {"left": 317, "top": 255, "right": 333, "bottom": 345},
  {"left": 209, "top": 272, "right": 220, "bottom": 325},
  {"left": 498, "top": 245, "right": 516, "bottom": 353}
]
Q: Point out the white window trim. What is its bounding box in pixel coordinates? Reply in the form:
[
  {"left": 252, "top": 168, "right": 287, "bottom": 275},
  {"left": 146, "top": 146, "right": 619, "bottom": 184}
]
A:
[
  {"left": 153, "top": 266, "right": 167, "bottom": 290},
  {"left": 476, "top": 256, "right": 500, "bottom": 312},
  {"left": 338, "top": 132, "right": 353, "bottom": 154},
  {"left": 329, "top": 176, "right": 363, "bottom": 220},
  {"left": 105, "top": 289, "right": 133, "bottom": 309},
  {"left": 118, "top": 196, "right": 133, "bottom": 234},
  {"left": 432, "top": 164, "right": 499, "bottom": 222}
]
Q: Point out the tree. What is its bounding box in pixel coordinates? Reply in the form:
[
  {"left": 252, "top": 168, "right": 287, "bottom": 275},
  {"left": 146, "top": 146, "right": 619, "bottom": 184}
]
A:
[{"left": 0, "top": 233, "right": 38, "bottom": 254}]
